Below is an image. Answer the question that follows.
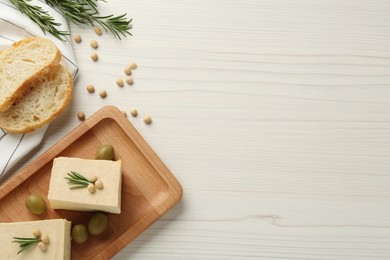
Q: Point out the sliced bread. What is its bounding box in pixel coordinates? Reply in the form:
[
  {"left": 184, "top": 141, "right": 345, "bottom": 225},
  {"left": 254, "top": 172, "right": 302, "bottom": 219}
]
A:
[
  {"left": 0, "top": 37, "right": 61, "bottom": 111},
  {"left": 0, "top": 65, "right": 73, "bottom": 133}
]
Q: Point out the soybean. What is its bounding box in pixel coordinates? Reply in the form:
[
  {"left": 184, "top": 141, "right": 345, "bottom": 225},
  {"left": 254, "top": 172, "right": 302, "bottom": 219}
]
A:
[
  {"left": 125, "top": 77, "right": 133, "bottom": 85},
  {"left": 124, "top": 66, "right": 132, "bottom": 75},
  {"left": 90, "top": 40, "right": 98, "bottom": 49},
  {"left": 116, "top": 79, "right": 124, "bottom": 87},
  {"left": 99, "top": 89, "right": 107, "bottom": 98},
  {"left": 94, "top": 27, "right": 102, "bottom": 36},
  {"left": 77, "top": 112, "right": 85, "bottom": 121},
  {"left": 87, "top": 84, "right": 95, "bottom": 93},
  {"left": 130, "top": 63, "right": 137, "bottom": 70},
  {"left": 73, "top": 35, "right": 82, "bottom": 43},
  {"left": 91, "top": 53, "right": 98, "bottom": 62},
  {"left": 143, "top": 115, "right": 152, "bottom": 125},
  {"left": 130, "top": 108, "right": 137, "bottom": 117}
]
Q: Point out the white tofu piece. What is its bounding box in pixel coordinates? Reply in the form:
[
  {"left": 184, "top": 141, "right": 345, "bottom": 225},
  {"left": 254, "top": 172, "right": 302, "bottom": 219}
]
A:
[
  {"left": 0, "top": 219, "right": 71, "bottom": 259},
  {"left": 48, "top": 157, "right": 122, "bottom": 214}
]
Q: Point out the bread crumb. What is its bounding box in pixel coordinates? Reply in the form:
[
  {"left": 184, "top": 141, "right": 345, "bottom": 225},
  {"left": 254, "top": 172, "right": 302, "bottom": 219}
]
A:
[
  {"left": 130, "top": 63, "right": 137, "bottom": 70},
  {"left": 124, "top": 66, "right": 132, "bottom": 75},
  {"left": 130, "top": 108, "right": 137, "bottom": 117},
  {"left": 77, "top": 112, "right": 85, "bottom": 121},
  {"left": 143, "top": 115, "right": 152, "bottom": 124},
  {"left": 99, "top": 90, "right": 107, "bottom": 98},
  {"left": 116, "top": 79, "right": 124, "bottom": 87},
  {"left": 122, "top": 110, "right": 127, "bottom": 117},
  {"left": 125, "top": 77, "right": 133, "bottom": 85},
  {"left": 73, "top": 35, "right": 82, "bottom": 43},
  {"left": 90, "top": 40, "right": 98, "bottom": 49},
  {"left": 86, "top": 84, "right": 95, "bottom": 93},
  {"left": 91, "top": 53, "right": 98, "bottom": 61},
  {"left": 94, "top": 27, "right": 102, "bottom": 36}
]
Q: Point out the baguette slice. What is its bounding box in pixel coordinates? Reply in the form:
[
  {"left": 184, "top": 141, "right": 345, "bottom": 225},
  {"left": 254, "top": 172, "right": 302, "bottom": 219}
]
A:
[
  {"left": 0, "top": 65, "right": 73, "bottom": 133},
  {"left": 0, "top": 37, "right": 61, "bottom": 111}
]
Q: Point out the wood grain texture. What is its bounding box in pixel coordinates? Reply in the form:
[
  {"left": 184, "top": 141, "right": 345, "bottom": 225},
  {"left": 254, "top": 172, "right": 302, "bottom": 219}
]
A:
[{"left": 3, "top": 0, "right": 390, "bottom": 259}]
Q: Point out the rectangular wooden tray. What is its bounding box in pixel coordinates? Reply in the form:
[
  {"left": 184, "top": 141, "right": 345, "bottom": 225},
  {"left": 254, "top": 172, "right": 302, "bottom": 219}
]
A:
[{"left": 0, "top": 106, "right": 183, "bottom": 259}]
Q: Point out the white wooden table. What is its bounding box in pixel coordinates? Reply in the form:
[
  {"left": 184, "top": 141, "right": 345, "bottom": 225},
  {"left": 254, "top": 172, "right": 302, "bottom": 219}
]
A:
[{"left": 8, "top": 0, "right": 390, "bottom": 259}]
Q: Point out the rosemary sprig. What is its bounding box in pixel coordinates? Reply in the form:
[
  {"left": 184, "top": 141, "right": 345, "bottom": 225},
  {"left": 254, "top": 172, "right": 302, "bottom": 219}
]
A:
[
  {"left": 65, "top": 171, "right": 92, "bottom": 189},
  {"left": 12, "top": 236, "right": 40, "bottom": 255},
  {"left": 10, "top": 0, "right": 132, "bottom": 41},
  {"left": 45, "top": 0, "right": 132, "bottom": 39},
  {"left": 9, "top": 0, "right": 68, "bottom": 40}
]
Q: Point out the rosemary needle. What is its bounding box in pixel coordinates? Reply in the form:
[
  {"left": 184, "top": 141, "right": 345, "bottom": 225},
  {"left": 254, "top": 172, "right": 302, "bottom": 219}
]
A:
[
  {"left": 65, "top": 171, "right": 92, "bottom": 189},
  {"left": 12, "top": 236, "right": 40, "bottom": 255}
]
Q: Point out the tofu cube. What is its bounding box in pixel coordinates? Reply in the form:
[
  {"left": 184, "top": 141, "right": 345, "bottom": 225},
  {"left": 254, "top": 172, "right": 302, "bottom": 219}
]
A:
[
  {"left": 0, "top": 219, "right": 71, "bottom": 259},
  {"left": 48, "top": 157, "right": 122, "bottom": 214}
]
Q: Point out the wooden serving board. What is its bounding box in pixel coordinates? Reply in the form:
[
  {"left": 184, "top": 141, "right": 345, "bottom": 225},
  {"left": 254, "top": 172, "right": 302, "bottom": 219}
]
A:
[{"left": 0, "top": 106, "right": 183, "bottom": 259}]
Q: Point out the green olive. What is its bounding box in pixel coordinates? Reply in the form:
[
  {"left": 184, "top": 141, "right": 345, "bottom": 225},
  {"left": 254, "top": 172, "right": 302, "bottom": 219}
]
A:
[
  {"left": 72, "top": 224, "right": 88, "bottom": 244},
  {"left": 95, "top": 144, "right": 115, "bottom": 160},
  {"left": 88, "top": 213, "right": 108, "bottom": 235},
  {"left": 25, "top": 194, "right": 46, "bottom": 215}
]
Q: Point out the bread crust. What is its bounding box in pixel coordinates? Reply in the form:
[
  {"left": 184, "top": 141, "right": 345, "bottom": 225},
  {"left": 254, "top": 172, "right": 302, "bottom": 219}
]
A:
[
  {"left": 0, "top": 65, "right": 73, "bottom": 133},
  {"left": 0, "top": 37, "right": 61, "bottom": 112}
]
